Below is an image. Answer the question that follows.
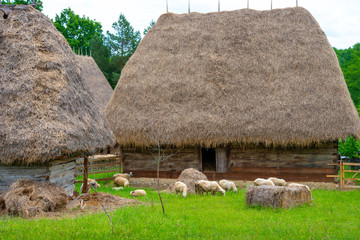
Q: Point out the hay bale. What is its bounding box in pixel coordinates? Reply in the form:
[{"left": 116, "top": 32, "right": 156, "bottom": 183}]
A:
[
  {"left": 167, "top": 168, "right": 208, "bottom": 194},
  {"left": 4, "top": 179, "right": 68, "bottom": 217},
  {"left": 245, "top": 185, "right": 312, "bottom": 208}
]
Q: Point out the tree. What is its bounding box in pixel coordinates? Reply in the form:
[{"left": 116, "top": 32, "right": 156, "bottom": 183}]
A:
[
  {"left": 334, "top": 43, "right": 360, "bottom": 107},
  {"left": 89, "top": 34, "right": 111, "bottom": 82},
  {"left": 1, "top": 0, "right": 43, "bottom": 11},
  {"left": 143, "top": 20, "right": 155, "bottom": 36},
  {"left": 145, "top": 123, "right": 182, "bottom": 215},
  {"left": 53, "top": 8, "right": 103, "bottom": 52},
  {"left": 338, "top": 136, "right": 360, "bottom": 160},
  {"left": 106, "top": 13, "right": 141, "bottom": 87}
]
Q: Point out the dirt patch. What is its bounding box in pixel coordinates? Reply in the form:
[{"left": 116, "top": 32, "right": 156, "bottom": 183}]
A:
[
  {"left": 166, "top": 168, "right": 208, "bottom": 194},
  {"left": 77, "top": 192, "right": 140, "bottom": 210},
  {"left": 3, "top": 179, "right": 68, "bottom": 217}
]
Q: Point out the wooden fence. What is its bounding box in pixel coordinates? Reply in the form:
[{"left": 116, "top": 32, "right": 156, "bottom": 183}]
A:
[
  {"left": 327, "top": 161, "right": 360, "bottom": 189},
  {"left": 75, "top": 154, "right": 123, "bottom": 192}
]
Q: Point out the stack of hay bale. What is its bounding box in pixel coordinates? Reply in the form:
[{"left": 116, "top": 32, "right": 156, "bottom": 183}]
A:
[{"left": 246, "top": 177, "right": 312, "bottom": 208}]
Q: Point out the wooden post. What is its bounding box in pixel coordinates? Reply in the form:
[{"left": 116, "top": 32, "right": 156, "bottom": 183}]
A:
[
  {"left": 218, "top": 0, "right": 220, "bottom": 12},
  {"left": 82, "top": 156, "right": 89, "bottom": 193},
  {"left": 339, "top": 160, "right": 343, "bottom": 189},
  {"left": 119, "top": 146, "right": 123, "bottom": 173},
  {"left": 188, "top": 0, "right": 190, "bottom": 13},
  {"left": 198, "top": 147, "right": 202, "bottom": 171}
]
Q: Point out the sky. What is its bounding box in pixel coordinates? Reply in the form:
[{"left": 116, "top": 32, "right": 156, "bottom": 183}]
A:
[{"left": 42, "top": 0, "right": 360, "bottom": 49}]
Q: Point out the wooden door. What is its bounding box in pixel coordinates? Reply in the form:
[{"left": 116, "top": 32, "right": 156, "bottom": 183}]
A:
[{"left": 216, "top": 149, "right": 227, "bottom": 173}]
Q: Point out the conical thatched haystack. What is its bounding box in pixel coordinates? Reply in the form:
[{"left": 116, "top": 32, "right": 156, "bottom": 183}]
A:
[
  {"left": 0, "top": 6, "right": 115, "bottom": 193},
  {"left": 106, "top": 7, "right": 360, "bottom": 147},
  {"left": 76, "top": 55, "right": 113, "bottom": 110},
  {"left": 0, "top": 6, "right": 115, "bottom": 164}
]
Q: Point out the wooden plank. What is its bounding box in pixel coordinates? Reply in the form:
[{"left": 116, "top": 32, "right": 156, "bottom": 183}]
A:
[
  {"left": 75, "top": 162, "right": 119, "bottom": 170},
  {"left": 216, "top": 149, "right": 227, "bottom": 173},
  {"left": 343, "top": 162, "right": 360, "bottom": 166},
  {"left": 343, "top": 170, "right": 360, "bottom": 173},
  {"left": 326, "top": 175, "right": 339, "bottom": 178},
  {"left": 88, "top": 169, "right": 120, "bottom": 174},
  {"left": 343, "top": 185, "right": 360, "bottom": 189},
  {"left": 343, "top": 178, "right": 360, "bottom": 181}
]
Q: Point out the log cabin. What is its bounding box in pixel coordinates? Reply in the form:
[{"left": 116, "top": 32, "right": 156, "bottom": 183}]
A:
[
  {"left": 0, "top": 6, "right": 115, "bottom": 195},
  {"left": 105, "top": 7, "right": 360, "bottom": 182}
]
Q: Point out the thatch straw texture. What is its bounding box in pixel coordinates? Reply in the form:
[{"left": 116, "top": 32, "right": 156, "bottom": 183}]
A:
[
  {"left": 4, "top": 179, "right": 68, "bottom": 217},
  {"left": 76, "top": 55, "right": 113, "bottom": 110},
  {"left": 245, "top": 185, "right": 312, "bottom": 208},
  {"left": 106, "top": 7, "right": 360, "bottom": 147},
  {"left": 0, "top": 6, "right": 115, "bottom": 164}
]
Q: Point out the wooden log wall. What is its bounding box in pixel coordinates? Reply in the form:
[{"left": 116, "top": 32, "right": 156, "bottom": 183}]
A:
[
  {"left": 122, "top": 142, "right": 337, "bottom": 182},
  {"left": 228, "top": 142, "right": 338, "bottom": 182},
  {"left": 49, "top": 160, "right": 75, "bottom": 195},
  {"left": 122, "top": 147, "right": 199, "bottom": 172},
  {"left": 229, "top": 142, "right": 337, "bottom": 169},
  {"left": 0, "top": 165, "right": 49, "bottom": 192},
  {"left": 0, "top": 159, "right": 75, "bottom": 195}
]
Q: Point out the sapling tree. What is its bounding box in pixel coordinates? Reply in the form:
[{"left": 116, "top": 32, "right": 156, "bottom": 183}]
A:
[{"left": 145, "top": 124, "right": 183, "bottom": 215}]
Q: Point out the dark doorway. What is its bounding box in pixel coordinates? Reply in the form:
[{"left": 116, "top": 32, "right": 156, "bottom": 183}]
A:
[{"left": 202, "top": 148, "right": 216, "bottom": 171}]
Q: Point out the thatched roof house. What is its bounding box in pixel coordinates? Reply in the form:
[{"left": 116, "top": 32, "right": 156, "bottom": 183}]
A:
[
  {"left": 0, "top": 6, "right": 115, "bottom": 194},
  {"left": 105, "top": 7, "right": 360, "bottom": 181},
  {"left": 76, "top": 55, "right": 113, "bottom": 110}
]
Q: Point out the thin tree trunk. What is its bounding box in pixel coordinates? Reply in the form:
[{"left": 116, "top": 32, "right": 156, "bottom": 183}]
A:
[{"left": 157, "top": 150, "right": 165, "bottom": 215}]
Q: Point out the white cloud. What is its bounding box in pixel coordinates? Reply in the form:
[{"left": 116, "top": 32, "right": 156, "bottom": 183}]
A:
[{"left": 42, "top": 0, "right": 360, "bottom": 49}]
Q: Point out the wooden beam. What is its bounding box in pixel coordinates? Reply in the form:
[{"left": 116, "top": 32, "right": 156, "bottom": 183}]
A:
[
  {"left": 119, "top": 146, "right": 123, "bottom": 173},
  {"left": 81, "top": 156, "right": 88, "bottom": 194}
]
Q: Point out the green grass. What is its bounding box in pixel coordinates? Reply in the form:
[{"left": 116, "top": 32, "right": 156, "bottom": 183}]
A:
[{"left": 1, "top": 184, "right": 359, "bottom": 240}]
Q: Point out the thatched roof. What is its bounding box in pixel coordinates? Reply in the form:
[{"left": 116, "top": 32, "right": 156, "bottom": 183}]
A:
[
  {"left": 76, "top": 55, "right": 113, "bottom": 110},
  {"left": 105, "top": 7, "right": 360, "bottom": 147},
  {"left": 0, "top": 6, "right": 115, "bottom": 164}
]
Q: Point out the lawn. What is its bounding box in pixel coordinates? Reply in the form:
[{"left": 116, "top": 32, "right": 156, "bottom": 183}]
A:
[{"left": 1, "top": 183, "right": 359, "bottom": 240}]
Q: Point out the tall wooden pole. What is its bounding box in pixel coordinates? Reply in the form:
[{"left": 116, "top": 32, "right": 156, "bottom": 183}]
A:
[
  {"left": 82, "top": 156, "right": 89, "bottom": 194},
  {"left": 339, "top": 160, "right": 343, "bottom": 189},
  {"left": 119, "top": 146, "right": 123, "bottom": 173}
]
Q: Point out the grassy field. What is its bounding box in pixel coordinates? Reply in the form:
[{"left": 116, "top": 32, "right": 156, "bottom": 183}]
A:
[{"left": 1, "top": 183, "right": 359, "bottom": 240}]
